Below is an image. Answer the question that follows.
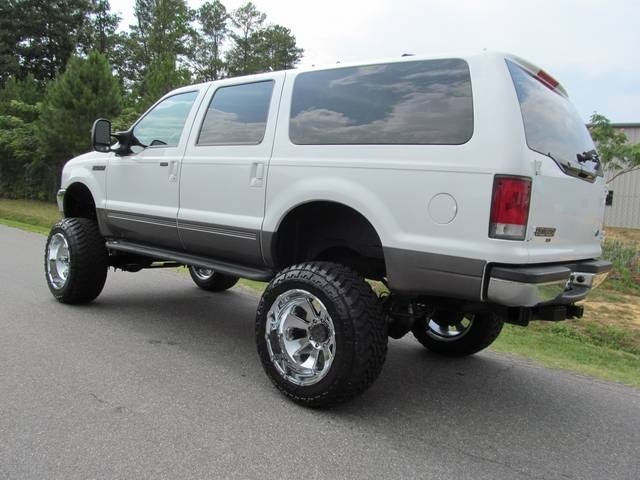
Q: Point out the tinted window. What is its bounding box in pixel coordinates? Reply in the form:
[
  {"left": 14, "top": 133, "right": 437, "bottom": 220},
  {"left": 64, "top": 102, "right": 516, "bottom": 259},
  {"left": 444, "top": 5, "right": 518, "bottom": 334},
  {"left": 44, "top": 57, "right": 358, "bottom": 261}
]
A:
[
  {"left": 134, "top": 91, "right": 198, "bottom": 147},
  {"left": 507, "top": 60, "right": 600, "bottom": 177},
  {"left": 198, "top": 81, "right": 274, "bottom": 145},
  {"left": 289, "top": 59, "right": 473, "bottom": 145}
]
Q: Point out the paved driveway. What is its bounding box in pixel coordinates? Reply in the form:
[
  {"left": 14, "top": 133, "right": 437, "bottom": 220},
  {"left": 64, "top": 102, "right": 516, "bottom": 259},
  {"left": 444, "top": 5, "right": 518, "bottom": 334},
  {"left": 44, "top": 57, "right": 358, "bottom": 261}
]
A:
[{"left": 1, "top": 225, "right": 639, "bottom": 479}]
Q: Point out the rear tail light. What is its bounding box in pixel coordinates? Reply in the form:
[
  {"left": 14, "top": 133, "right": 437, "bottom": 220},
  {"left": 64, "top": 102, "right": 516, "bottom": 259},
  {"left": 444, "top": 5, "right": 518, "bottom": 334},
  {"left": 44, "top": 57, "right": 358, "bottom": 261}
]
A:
[{"left": 489, "top": 175, "right": 531, "bottom": 240}]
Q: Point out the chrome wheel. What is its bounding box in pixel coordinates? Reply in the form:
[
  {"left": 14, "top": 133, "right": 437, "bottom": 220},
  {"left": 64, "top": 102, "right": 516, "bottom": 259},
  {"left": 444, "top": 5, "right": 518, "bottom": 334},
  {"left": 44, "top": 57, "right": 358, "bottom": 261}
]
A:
[
  {"left": 46, "top": 233, "right": 70, "bottom": 290},
  {"left": 265, "top": 289, "right": 336, "bottom": 386},
  {"left": 191, "top": 266, "right": 214, "bottom": 280},
  {"left": 426, "top": 314, "right": 474, "bottom": 342}
]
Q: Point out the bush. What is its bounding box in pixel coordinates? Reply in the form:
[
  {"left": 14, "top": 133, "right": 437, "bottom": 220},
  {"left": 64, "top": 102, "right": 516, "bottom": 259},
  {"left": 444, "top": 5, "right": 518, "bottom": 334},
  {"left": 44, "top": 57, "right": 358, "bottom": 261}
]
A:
[{"left": 601, "top": 238, "right": 640, "bottom": 286}]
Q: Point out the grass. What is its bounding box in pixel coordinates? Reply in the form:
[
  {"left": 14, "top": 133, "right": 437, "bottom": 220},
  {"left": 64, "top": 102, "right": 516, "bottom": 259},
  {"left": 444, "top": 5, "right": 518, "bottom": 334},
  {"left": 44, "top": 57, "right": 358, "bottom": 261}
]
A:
[
  {"left": 0, "top": 198, "right": 61, "bottom": 232},
  {"left": 493, "top": 324, "right": 640, "bottom": 387},
  {"left": 1, "top": 199, "right": 638, "bottom": 387}
]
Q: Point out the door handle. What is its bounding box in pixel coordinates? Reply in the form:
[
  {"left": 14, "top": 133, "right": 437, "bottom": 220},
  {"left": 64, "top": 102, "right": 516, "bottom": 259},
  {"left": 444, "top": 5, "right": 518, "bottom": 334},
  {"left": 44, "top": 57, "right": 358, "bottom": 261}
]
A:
[
  {"left": 250, "top": 162, "right": 265, "bottom": 187},
  {"left": 255, "top": 162, "right": 264, "bottom": 180},
  {"left": 160, "top": 162, "right": 168, "bottom": 167}
]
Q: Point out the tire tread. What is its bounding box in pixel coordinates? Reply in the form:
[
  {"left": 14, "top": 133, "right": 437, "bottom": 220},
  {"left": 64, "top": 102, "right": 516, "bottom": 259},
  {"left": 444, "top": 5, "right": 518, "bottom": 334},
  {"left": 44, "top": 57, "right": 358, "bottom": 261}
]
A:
[
  {"left": 45, "top": 217, "right": 108, "bottom": 304},
  {"left": 256, "top": 262, "right": 387, "bottom": 407}
]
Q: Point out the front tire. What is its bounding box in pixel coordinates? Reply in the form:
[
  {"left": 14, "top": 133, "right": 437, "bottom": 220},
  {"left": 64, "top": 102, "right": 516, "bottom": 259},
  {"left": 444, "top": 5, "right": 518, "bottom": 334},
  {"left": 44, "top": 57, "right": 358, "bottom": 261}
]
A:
[
  {"left": 44, "top": 218, "right": 108, "bottom": 304},
  {"left": 188, "top": 265, "right": 239, "bottom": 291},
  {"left": 256, "top": 262, "right": 387, "bottom": 407},
  {"left": 411, "top": 311, "right": 503, "bottom": 357}
]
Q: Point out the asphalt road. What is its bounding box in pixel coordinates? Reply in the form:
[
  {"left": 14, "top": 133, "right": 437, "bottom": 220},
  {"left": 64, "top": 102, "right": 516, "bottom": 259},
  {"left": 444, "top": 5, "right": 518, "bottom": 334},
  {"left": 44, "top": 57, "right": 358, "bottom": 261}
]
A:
[{"left": 1, "top": 224, "right": 639, "bottom": 480}]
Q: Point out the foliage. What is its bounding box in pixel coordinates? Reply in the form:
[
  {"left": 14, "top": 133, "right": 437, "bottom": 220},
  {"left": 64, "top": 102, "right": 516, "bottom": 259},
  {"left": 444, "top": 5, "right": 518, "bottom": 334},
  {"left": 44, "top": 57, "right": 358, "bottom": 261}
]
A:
[
  {"left": 252, "top": 25, "right": 304, "bottom": 72},
  {"left": 226, "top": 2, "right": 266, "bottom": 76},
  {"left": 589, "top": 113, "right": 640, "bottom": 183},
  {"left": 192, "top": 0, "right": 229, "bottom": 81},
  {"left": 36, "top": 52, "right": 122, "bottom": 197},
  {"left": 0, "top": 0, "right": 303, "bottom": 200},
  {"left": 142, "top": 55, "right": 192, "bottom": 108},
  {"left": 0, "top": 75, "right": 43, "bottom": 198},
  {"left": 600, "top": 234, "right": 640, "bottom": 290},
  {"left": 81, "top": 1, "right": 122, "bottom": 60},
  {"left": 0, "top": 0, "right": 94, "bottom": 85},
  {"left": 121, "top": 0, "right": 195, "bottom": 103},
  {"left": 225, "top": 2, "right": 302, "bottom": 76}
]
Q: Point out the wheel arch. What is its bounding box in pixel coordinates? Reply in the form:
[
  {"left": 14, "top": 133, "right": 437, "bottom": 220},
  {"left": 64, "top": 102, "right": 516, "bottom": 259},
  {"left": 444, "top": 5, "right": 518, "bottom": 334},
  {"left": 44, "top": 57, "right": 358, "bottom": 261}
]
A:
[
  {"left": 63, "top": 181, "right": 98, "bottom": 220},
  {"left": 264, "top": 199, "right": 388, "bottom": 279}
]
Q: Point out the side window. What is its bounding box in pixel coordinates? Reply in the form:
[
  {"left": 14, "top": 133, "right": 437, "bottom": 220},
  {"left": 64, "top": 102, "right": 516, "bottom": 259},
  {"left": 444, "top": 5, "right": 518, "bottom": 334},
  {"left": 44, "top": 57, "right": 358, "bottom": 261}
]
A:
[
  {"left": 133, "top": 91, "right": 198, "bottom": 147},
  {"left": 197, "top": 81, "right": 274, "bottom": 145},
  {"left": 289, "top": 59, "right": 473, "bottom": 145}
]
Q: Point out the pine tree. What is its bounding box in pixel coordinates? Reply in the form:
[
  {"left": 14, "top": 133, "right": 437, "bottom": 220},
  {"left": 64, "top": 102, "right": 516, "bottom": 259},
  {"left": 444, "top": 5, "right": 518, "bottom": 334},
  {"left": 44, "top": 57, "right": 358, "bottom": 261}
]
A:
[
  {"left": 192, "top": 0, "right": 229, "bottom": 81},
  {"left": 226, "top": 2, "right": 266, "bottom": 76},
  {"left": 80, "top": 1, "right": 121, "bottom": 58},
  {"left": 6, "top": 0, "right": 93, "bottom": 83},
  {"left": 120, "top": 0, "right": 194, "bottom": 101},
  {"left": 252, "top": 25, "right": 303, "bottom": 72},
  {"left": 143, "top": 55, "right": 191, "bottom": 106},
  {"left": 37, "top": 51, "right": 121, "bottom": 196}
]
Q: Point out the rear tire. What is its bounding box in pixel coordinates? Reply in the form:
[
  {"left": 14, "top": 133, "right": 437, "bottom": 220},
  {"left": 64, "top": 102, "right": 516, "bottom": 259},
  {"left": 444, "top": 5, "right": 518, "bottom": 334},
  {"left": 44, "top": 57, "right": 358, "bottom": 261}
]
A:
[
  {"left": 411, "top": 311, "right": 503, "bottom": 357},
  {"left": 188, "top": 265, "right": 239, "bottom": 291},
  {"left": 256, "top": 262, "right": 387, "bottom": 407},
  {"left": 44, "top": 218, "right": 108, "bottom": 304}
]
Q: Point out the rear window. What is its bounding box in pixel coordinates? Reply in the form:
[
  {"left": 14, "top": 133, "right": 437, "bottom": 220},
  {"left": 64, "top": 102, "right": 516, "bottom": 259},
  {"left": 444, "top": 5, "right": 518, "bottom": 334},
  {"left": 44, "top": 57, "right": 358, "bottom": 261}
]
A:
[
  {"left": 289, "top": 59, "right": 473, "bottom": 145},
  {"left": 507, "top": 60, "right": 600, "bottom": 177}
]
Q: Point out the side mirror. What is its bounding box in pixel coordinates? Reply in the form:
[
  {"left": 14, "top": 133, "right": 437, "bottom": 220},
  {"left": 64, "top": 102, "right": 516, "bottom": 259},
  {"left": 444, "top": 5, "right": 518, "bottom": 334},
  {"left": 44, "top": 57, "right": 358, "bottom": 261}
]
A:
[{"left": 91, "top": 118, "right": 112, "bottom": 153}]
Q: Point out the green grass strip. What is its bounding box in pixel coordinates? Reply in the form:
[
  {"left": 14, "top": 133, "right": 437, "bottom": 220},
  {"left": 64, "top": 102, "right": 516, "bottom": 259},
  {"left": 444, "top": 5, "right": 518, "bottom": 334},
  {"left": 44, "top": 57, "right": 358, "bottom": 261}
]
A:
[{"left": 493, "top": 324, "right": 640, "bottom": 388}]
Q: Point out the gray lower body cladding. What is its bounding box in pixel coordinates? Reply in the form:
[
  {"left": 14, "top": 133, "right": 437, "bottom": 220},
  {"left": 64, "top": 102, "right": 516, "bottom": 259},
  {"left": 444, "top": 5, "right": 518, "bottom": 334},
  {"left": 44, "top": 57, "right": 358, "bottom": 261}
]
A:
[
  {"left": 384, "top": 247, "right": 486, "bottom": 301},
  {"left": 97, "top": 208, "right": 263, "bottom": 265},
  {"left": 95, "top": 208, "right": 611, "bottom": 307}
]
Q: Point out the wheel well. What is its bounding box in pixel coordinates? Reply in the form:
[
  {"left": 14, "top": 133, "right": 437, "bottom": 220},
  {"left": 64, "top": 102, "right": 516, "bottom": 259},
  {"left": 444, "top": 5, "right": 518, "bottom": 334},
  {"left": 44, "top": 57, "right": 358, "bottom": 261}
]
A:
[
  {"left": 63, "top": 183, "right": 97, "bottom": 220},
  {"left": 272, "top": 202, "right": 386, "bottom": 279}
]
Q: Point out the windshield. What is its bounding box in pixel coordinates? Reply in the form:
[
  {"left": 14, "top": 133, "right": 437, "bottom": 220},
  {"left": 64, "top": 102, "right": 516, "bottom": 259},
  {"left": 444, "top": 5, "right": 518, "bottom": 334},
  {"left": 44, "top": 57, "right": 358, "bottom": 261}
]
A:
[{"left": 507, "top": 60, "right": 601, "bottom": 179}]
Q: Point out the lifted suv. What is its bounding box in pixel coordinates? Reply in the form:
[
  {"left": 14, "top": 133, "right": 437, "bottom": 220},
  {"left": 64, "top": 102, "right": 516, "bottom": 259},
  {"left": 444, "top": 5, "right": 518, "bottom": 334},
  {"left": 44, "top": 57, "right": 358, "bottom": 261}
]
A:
[{"left": 46, "top": 51, "right": 611, "bottom": 407}]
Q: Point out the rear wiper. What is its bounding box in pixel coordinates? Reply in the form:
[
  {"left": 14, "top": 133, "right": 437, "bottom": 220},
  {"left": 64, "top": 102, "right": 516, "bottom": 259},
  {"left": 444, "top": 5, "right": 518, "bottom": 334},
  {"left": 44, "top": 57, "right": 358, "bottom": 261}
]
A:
[
  {"left": 544, "top": 151, "right": 597, "bottom": 181},
  {"left": 576, "top": 149, "right": 600, "bottom": 166}
]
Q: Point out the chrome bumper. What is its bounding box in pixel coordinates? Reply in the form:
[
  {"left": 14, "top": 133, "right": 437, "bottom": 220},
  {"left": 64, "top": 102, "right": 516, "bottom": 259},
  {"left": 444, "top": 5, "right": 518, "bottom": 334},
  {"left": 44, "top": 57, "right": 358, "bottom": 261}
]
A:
[
  {"left": 56, "top": 189, "right": 65, "bottom": 213},
  {"left": 486, "top": 260, "right": 612, "bottom": 307}
]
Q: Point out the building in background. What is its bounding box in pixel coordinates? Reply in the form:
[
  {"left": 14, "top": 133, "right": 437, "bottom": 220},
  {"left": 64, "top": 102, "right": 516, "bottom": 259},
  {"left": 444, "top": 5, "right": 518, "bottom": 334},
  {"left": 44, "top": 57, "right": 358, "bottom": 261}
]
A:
[{"left": 603, "top": 123, "right": 640, "bottom": 229}]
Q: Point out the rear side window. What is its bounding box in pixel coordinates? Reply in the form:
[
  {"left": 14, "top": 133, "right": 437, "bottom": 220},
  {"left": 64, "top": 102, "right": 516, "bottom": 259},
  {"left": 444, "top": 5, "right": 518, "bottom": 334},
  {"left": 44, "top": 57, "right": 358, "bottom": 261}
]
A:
[
  {"left": 289, "top": 59, "right": 473, "bottom": 145},
  {"left": 198, "top": 80, "right": 274, "bottom": 145}
]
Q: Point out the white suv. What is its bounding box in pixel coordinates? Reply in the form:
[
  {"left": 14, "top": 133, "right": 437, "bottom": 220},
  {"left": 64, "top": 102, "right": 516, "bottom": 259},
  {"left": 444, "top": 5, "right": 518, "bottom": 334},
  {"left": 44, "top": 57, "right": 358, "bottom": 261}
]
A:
[{"left": 45, "top": 51, "right": 611, "bottom": 406}]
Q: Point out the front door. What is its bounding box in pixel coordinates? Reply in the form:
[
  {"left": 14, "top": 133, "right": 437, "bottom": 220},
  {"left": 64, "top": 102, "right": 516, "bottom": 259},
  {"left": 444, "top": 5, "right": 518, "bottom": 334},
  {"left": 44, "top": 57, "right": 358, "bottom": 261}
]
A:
[{"left": 105, "top": 88, "right": 206, "bottom": 249}]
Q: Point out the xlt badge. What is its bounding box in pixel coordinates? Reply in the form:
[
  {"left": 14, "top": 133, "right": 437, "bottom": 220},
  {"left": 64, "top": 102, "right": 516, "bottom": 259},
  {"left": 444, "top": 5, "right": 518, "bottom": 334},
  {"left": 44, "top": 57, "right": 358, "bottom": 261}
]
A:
[{"left": 534, "top": 227, "right": 556, "bottom": 238}]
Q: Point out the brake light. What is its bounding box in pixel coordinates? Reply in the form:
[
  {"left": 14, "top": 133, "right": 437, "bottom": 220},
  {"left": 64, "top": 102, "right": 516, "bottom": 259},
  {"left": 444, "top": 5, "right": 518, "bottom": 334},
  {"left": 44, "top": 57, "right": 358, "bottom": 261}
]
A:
[
  {"left": 536, "top": 69, "right": 559, "bottom": 90},
  {"left": 489, "top": 176, "right": 531, "bottom": 240}
]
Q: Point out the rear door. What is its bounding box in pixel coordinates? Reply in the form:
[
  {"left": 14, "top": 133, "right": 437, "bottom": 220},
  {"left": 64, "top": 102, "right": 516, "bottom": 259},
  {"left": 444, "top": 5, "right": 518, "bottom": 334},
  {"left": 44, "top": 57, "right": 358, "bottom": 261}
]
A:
[
  {"left": 178, "top": 73, "right": 284, "bottom": 266},
  {"left": 507, "top": 58, "right": 607, "bottom": 262}
]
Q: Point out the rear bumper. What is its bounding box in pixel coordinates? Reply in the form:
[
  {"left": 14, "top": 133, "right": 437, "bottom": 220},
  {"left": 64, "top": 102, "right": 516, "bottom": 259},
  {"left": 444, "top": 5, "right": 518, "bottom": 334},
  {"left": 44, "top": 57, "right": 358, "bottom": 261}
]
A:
[{"left": 486, "top": 259, "right": 612, "bottom": 307}]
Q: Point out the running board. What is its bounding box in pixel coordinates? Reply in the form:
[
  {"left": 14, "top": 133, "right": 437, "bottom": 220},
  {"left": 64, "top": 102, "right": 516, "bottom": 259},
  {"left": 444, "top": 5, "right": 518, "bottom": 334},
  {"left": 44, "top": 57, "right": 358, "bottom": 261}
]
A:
[{"left": 105, "top": 240, "right": 275, "bottom": 282}]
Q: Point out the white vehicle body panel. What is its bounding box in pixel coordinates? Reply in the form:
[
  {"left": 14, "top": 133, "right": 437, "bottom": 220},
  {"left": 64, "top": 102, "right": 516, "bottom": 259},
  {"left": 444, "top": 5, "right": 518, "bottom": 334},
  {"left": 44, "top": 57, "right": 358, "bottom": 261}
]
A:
[
  {"left": 178, "top": 72, "right": 285, "bottom": 264},
  {"left": 102, "top": 85, "right": 209, "bottom": 248}
]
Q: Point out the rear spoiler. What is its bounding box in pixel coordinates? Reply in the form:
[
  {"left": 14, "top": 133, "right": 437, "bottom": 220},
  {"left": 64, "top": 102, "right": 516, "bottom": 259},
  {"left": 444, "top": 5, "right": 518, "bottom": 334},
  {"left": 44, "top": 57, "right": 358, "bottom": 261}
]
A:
[{"left": 505, "top": 54, "right": 568, "bottom": 98}]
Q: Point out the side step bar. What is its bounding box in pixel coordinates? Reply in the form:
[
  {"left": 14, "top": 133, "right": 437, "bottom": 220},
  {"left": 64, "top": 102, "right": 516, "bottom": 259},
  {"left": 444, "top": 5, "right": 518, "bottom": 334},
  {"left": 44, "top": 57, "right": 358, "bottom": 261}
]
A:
[{"left": 106, "top": 239, "right": 275, "bottom": 282}]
